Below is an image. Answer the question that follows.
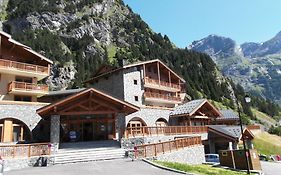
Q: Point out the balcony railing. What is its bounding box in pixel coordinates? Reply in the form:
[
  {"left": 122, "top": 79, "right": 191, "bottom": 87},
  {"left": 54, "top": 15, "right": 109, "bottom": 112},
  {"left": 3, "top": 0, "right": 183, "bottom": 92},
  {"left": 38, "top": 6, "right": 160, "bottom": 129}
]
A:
[
  {"left": 0, "top": 143, "right": 51, "bottom": 158},
  {"left": 123, "top": 126, "right": 208, "bottom": 138},
  {"left": 8, "top": 81, "right": 49, "bottom": 93},
  {"left": 144, "top": 92, "right": 181, "bottom": 102},
  {"left": 144, "top": 77, "right": 180, "bottom": 90},
  {"left": 131, "top": 136, "right": 202, "bottom": 158},
  {"left": 0, "top": 58, "right": 49, "bottom": 75}
]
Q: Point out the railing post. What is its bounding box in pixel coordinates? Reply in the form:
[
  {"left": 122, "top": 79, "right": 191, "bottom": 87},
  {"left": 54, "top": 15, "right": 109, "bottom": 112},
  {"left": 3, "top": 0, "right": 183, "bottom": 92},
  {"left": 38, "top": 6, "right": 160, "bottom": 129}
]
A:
[
  {"left": 28, "top": 145, "right": 31, "bottom": 157},
  {"left": 144, "top": 146, "right": 147, "bottom": 157},
  {"left": 169, "top": 141, "right": 171, "bottom": 152},
  {"left": 175, "top": 140, "right": 178, "bottom": 150},
  {"left": 154, "top": 144, "right": 157, "bottom": 157}
]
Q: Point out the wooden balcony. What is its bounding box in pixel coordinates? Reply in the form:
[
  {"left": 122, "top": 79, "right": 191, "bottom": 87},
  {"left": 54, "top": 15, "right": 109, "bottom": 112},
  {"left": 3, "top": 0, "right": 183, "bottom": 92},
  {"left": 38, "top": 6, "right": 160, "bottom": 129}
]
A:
[
  {"left": 0, "top": 58, "right": 49, "bottom": 80},
  {"left": 144, "top": 92, "right": 182, "bottom": 104},
  {"left": 123, "top": 126, "right": 208, "bottom": 138},
  {"left": 8, "top": 81, "right": 49, "bottom": 96},
  {"left": 144, "top": 77, "right": 180, "bottom": 92}
]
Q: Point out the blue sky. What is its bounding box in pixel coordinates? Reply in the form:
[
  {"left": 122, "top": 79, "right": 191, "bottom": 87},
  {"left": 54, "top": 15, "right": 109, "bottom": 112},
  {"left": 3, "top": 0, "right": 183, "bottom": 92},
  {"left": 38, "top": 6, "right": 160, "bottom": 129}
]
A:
[{"left": 124, "top": 0, "right": 281, "bottom": 48}]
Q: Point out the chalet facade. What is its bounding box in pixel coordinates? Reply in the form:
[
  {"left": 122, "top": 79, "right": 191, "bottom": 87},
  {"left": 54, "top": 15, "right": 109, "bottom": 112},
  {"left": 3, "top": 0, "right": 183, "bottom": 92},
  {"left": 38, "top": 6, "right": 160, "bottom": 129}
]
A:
[
  {"left": 0, "top": 31, "right": 52, "bottom": 143},
  {"left": 0, "top": 31, "right": 255, "bottom": 166}
]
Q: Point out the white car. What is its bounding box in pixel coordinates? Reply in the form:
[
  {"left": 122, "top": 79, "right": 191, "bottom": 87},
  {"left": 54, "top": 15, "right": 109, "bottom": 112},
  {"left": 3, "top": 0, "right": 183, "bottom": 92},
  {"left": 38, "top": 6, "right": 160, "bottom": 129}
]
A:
[{"left": 205, "top": 154, "right": 220, "bottom": 163}]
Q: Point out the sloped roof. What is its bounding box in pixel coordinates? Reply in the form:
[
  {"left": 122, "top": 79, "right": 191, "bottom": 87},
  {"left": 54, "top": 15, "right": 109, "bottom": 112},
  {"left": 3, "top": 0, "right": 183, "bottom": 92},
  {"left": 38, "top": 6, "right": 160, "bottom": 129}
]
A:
[
  {"left": 46, "top": 88, "right": 85, "bottom": 96},
  {"left": 170, "top": 99, "right": 206, "bottom": 116},
  {"left": 208, "top": 125, "right": 254, "bottom": 141},
  {"left": 0, "top": 31, "right": 53, "bottom": 64},
  {"left": 37, "top": 88, "right": 139, "bottom": 117},
  {"left": 217, "top": 109, "right": 239, "bottom": 120},
  {"left": 85, "top": 59, "right": 185, "bottom": 83},
  {"left": 170, "top": 99, "right": 221, "bottom": 118}
]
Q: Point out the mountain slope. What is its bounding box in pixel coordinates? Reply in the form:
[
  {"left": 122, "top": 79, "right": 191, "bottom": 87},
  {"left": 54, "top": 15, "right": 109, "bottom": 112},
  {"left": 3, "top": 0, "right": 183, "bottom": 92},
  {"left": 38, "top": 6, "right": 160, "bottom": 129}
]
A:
[
  {"left": 189, "top": 33, "right": 281, "bottom": 105},
  {"left": 1, "top": 0, "right": 235, "bottom": 106}
]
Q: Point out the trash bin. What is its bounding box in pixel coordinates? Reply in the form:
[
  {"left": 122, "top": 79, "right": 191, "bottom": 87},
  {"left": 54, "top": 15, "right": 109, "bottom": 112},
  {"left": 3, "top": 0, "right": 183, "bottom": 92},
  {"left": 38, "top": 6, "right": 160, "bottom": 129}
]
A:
[{"left": 41, "top": 156, "right": 48, "bottom": 167}]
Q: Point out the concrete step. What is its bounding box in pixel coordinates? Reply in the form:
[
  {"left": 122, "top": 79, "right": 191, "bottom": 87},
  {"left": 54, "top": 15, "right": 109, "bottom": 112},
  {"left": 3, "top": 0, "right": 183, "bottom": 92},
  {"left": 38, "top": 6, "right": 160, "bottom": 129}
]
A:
[{"left": 54, "top": 148, "right": 126, "bottom": 164}]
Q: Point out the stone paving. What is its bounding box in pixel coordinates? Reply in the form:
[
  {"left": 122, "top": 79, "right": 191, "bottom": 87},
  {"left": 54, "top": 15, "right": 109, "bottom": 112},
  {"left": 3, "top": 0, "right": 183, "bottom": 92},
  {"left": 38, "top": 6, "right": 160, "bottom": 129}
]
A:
[{"left": 5, "top": 159, "right": 181, "bottom": 175}]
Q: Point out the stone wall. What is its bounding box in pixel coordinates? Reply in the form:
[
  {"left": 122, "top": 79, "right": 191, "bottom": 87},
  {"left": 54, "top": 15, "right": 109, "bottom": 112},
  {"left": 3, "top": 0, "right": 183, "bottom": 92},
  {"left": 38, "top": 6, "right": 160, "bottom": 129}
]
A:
[
  {"left": 123, "top": 67, "right": 144, "bottom": 107},
  {"left": 125, "top": 108, "right": 171, "bottom": 126},
  {"left": 156, "top": 145, "right": 205, "bottom": 165},
  {"left": 3, "top": 156, "right": 51, "bottom": 172},
  {"left": 0, "top": 104, "right": 45, "bottom": 131},
  {"left": 91, "top": 70, "right": 124, "bottom": 100}
]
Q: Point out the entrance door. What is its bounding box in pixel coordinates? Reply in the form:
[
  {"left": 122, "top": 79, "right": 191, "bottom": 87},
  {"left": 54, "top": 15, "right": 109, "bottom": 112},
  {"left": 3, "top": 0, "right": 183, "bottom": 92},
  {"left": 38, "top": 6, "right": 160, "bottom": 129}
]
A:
[
  {"left": 83, "top": 122, "right": 93, "bottom": 141},
  {"left": 93, "top": 121, "right": 108, "bottom": 140}
]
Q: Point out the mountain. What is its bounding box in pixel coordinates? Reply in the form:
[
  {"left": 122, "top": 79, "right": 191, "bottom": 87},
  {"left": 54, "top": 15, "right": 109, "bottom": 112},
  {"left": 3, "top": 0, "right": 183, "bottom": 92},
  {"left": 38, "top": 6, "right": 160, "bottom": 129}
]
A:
[
  {"left": 189, "top": 32, "right": 281, "bottom": 105},
  {"left": 0, "top": 0, "right": 237, "bottom": 107}
]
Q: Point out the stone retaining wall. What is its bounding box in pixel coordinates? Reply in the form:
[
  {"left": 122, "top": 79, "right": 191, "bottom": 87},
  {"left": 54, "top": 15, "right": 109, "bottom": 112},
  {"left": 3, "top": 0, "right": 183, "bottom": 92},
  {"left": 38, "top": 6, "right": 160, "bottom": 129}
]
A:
[{"left": 156, "top": 145, "right": 205, "bottom": 165}]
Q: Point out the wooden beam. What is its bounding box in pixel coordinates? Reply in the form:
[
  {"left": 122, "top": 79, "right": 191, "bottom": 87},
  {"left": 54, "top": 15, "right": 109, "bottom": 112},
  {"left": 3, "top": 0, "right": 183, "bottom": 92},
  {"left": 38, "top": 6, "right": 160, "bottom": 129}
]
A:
[
  {"left": 91, "top": 98, "right": 120, "bottom": 112},
  {"left": 168, "top": 70, "right": 171, "bottom": 86},
  {"left": 157, "top": 61, "right": 160, "bottom": 85},
  {"left": 59, "top": 110, "right": 116, "bottom": 115},
  {"left": 112, "top": 113, "right": 116, "bottom": 139},
  {"left": 60, "top": 98, "right": 90, "bottom": 112},
  {"left": 143, "top": 64, "right": 146, "bottom": 79}
]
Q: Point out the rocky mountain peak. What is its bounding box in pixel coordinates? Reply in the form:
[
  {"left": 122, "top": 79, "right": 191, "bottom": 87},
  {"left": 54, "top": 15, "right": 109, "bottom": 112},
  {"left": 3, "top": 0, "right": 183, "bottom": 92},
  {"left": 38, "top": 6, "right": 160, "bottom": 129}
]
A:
[{"left": 189, "top": 34, "right": 241, "bottom": 59}]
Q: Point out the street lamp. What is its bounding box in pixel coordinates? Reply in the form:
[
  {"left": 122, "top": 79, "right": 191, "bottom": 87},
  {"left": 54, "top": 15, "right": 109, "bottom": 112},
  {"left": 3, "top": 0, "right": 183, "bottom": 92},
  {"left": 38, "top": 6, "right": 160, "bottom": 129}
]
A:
[{"left": 235, "top": 94, "right": 251, "bottom": 174}]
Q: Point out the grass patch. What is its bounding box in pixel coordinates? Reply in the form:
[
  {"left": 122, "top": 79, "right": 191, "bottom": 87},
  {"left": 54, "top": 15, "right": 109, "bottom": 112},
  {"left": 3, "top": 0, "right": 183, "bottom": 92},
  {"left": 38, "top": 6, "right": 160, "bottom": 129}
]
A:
[
  {"left": 154, "top": 161, "right": 248, "bottom": 175},
  {"left": 253, "top": 132, "right": 281, "bottom": 155}
]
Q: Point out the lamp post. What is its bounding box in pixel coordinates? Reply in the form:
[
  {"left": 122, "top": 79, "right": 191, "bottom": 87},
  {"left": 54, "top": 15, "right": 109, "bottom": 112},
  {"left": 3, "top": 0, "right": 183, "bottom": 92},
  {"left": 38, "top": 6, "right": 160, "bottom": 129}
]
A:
[{"left": 235, "top": 94, "right": 251, "bottom": 174}]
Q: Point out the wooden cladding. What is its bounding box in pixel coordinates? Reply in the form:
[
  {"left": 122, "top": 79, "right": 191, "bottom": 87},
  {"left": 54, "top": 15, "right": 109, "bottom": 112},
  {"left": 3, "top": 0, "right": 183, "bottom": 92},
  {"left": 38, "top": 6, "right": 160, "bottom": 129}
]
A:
[
  {"left": 123, "top": 126, "right": 208, "bottom": 138},
  {"left": 144, "top": 92, "right": 181, "bottom": 102},
  {"left": 0, "top": 143, "right": 51, "bottom": 158},
  {"left": 0, "top": 58, "right": 49, "bottom": 75},
  {"left": 8, "top": 81, "right": 49, "bottom": 93},
  {"left": 133, "top": 136, "right": 202, "bottom": 158}
]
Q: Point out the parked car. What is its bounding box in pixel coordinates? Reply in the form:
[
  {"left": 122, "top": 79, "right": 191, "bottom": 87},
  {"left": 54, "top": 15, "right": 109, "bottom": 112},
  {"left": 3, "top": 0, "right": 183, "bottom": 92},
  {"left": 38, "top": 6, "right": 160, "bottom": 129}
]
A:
[
  {"left": 259, "top": 154, "right": 268, "bottom": 161},
  {"left": 205, "top": 154, "right": 220, "bottom": 163}
]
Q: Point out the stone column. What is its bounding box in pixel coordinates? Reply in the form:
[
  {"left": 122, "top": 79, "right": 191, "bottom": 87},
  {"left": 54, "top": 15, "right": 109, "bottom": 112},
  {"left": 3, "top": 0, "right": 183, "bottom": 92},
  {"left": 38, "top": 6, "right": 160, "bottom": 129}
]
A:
[{"left": 50, "top": 115, "right": 60, "bottom": 144}]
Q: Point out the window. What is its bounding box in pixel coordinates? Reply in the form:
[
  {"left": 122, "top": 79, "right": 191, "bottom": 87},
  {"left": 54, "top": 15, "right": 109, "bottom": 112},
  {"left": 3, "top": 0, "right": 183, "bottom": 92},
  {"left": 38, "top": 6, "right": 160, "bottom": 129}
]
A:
[
  {"left": 134, "top": 96, "right": 139, "bottom": 101},
  {"left": 14, "top": 95, "right": 32, "bottom": 102},
  {"left": 133, "top": 80, "right": 138, "bottom": 85}
]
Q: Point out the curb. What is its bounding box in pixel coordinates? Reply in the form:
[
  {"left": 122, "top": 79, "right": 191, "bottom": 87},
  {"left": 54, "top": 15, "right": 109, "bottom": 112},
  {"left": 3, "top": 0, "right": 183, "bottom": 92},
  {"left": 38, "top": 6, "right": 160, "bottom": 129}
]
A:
[{"left": 142, "top": 159, "right": 194, "bottom": 175}]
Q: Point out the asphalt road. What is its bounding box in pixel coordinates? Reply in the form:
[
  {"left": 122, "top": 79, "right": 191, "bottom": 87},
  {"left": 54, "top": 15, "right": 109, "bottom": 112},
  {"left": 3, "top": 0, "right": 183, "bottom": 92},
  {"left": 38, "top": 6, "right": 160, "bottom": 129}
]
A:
[
  {"left": 5, "top": 159, "right": 181, "bottom": 175},
  {"left": 261, "top": 161, "right": 281, "bottom": 175}
]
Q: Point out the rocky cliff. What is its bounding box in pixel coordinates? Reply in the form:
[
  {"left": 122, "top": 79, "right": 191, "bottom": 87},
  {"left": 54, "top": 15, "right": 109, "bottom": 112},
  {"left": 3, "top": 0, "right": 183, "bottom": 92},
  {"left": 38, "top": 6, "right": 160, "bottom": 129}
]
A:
[{"left": 190, "top": 33, "right": 281, "bottom": 104}]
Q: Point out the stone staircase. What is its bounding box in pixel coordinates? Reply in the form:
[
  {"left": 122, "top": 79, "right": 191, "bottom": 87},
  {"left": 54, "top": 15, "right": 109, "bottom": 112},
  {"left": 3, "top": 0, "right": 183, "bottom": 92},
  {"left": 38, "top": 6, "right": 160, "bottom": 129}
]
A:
[{"left": 53, "top": 141, "right": 126, "bottom": 164}]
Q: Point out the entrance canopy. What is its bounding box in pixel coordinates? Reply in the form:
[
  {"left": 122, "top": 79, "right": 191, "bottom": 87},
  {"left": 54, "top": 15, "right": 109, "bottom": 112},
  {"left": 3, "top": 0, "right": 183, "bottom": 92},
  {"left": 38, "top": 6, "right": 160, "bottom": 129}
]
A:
[{"left": 37, "top": 88, "right": 139, "bottom": 117}]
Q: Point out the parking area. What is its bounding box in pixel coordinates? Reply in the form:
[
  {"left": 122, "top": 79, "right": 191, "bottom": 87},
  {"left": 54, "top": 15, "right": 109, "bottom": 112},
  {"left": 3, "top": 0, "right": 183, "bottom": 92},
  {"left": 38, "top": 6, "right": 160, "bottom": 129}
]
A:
[{"left": 261, "top": 161, "right": 281, "bottom": 175}]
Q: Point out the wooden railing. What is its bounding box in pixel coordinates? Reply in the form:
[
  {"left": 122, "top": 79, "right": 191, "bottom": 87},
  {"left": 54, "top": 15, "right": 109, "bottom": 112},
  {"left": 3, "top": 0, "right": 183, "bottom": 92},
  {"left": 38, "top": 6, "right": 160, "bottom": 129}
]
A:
[
  {"left": 134, "top": 136, "right": 202, "bottom": 158},
  {"left": 0, "top": 143, "right": 51, "bottom": 158},
  {"left": 8, "top": 81, "right": 49, "bottom": 93},
  {"left": 144, "top": 92, "right": 181, "bottom": 102},
  {"left": 144, "top": 77, "right": 180, "bottom": 90},
  {"left": 0, "top": 58, "right": 49, "bottom": 74},
  {"left": 124, "top": 126, "right": 208, "bottom": 138}
]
